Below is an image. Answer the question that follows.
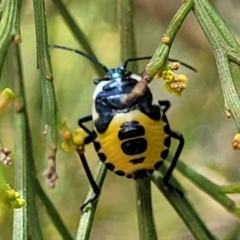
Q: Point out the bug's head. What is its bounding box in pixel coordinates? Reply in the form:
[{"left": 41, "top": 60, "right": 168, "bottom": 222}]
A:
[
  {"left": 94, "top": 66, "right": 132, "bottom": 85},
  {"left": 106, "top": 66, "right": 131, "bottom": 81}
]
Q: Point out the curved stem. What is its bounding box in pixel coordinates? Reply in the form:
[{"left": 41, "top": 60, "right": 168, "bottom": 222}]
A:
[
  {"left": 121, "top": 0, "right": 194, "bottom": 105},
  {"left": 0, "top": 0, "right": 22, "bottom": 74},
  {"left": 76, "top": 162, "right": 107, "bottom": 240},
  {"left": 193, "top": 0, "right": 240, "bottom": 130},
  {"left": 32, "top": 0, "right": 59, "bottom": 188}
]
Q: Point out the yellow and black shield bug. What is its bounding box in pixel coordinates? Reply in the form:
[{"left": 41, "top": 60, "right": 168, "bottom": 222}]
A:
[{"left": 50, "top": 44, "right": 196, "bottom": 210}]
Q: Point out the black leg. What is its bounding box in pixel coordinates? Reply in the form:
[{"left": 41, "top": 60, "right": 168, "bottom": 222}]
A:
[
  {"left": 163, "top": 130, "right": 184, "bottom": 197},
  {"left": 77, "top": 114, "right": 101, "bottom": 210},
  {"left": 158, "top": 100, "right": 170, "bottom": 113},
  {"left": 78, "top": 152, "right": 100, "bottom": 211},
  {"left": 78, "top": 114, "right": 93, "bottom": 135}
]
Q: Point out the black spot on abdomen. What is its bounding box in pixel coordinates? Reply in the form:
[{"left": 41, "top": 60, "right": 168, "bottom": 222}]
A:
[{"left": 121, "top": 138, "right": 147, "bottom": 155}]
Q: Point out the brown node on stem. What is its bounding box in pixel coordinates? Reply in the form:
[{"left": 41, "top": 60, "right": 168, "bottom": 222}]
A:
[
  {"left": 13, "top": 35, "right": 22, "bottom": 44},
  {"left": 43, "top": 156, "right": 58, "bottom": 189},
  {"left": 14, "top": 97, "right": 24, "bottom": 113},
  {"left": 224, "top": 104, "right": 232, "bottom": 118},
  {"left": 232, "top": 133, "right": 240, "bottom": 150},
  {"left": 46, "top": 74, "right": 54, "bottom": 81},
  {"left": 170, "top": 62, "right": 180, "bottom": 70},
  {"left": 161, "top": 35, "right": 170, "bottom": 44}
]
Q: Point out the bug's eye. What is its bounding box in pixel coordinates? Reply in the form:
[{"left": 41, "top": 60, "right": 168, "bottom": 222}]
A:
[{"left": 93, "top": 79, "right": 100, "bottom": 85}]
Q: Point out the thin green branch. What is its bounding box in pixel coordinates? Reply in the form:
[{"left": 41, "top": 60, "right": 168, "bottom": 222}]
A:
[
  {"left": 147, "top": 0, "right": 194, "bottom": 77},
  {"left": 9, "top": 43, "right": 27, "bottom": 240},
  {"left": 35, "top": 179, "right": 73, "bottom": 240},
  {"left": 32, "top": 0, "right": 59, "bottom": 188},
  {"left": 197, "top": 0, "right": 240, "bottom": 51},
  {"left": 175, "top": 160, "right": 240, "bottom": 218},
  {"left": 227, "top": 50, "right": 240, "bottom": 66},
  {"left": 117, "top": 0, "right": 157, "bottom": 239},
  {"left": 151, "top": 169, "right": 217, "bottom": 240},
  {"left": 51, "top": 0, "right": 105, "bottom": 76},
  {"left": 8, "top": 43, "right": 43, "bottom": 239},
  {"left": 220, "top": 184, "right": 240, "bottom": 194},
  {"left": 0, "top": 0, "right": 22, "bottom": 74},
  {"left": 193, "top": 0, "right": 240, "bottom": 130},
  {"left": 76, "top": 162, "right": 107, "bottom": 240},
  {"left": 121, "top": 0, "right": 193, "bottom": 105}
]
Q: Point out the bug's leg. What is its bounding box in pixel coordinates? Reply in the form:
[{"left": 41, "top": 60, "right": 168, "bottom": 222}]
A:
[
  {"left": 78, "top": 152, "right": 100, "bottom": 211},
  {"left": 163, "top": 130, "right": 184, "bottom": 197},
  {"left": 158, "top": 100, "right": 170, "bottom": 113},
  {"left": 78, "top": 115, "right": 101, "bottom": 211}
]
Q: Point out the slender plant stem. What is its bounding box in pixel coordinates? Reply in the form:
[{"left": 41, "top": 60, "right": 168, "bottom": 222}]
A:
[
  {"left": 175, "top": 160, "right": 240, "bottom": 217},
  {"left": 117, "top": 0, "right": 157, "bottom": 239},
  {"left": 122, "top": 0, "right": 194, "bottom": 105},
  {"left": 147, "top": 0, "right": 194, "bottom": 76},
  {"left": 35, "top": 179, "right": 73, "bottom": 240},
  {"left": 7, "top": 43, "right": 43, "bottom": 239},
  {"left": 197, "top": 0, "right": 240, "bottom": 51},
  {"left": 32, "top": 0, "right": 59, "bottom": 188},
  {"left": 51, "top": 0, "right": 105, "bottom": 76},
  {"left": 152, "top": 168, "right": 216, "bottom": 240},
  {"left": 9, "top": 43, "right": 27, "bottom": 240},
  {"left": 76, "top": 162, "right": 107, "bottom": 240},
  {"left": 220, "top": 184, "right": 240, "bottom": 194},
  {"left": 193, "top": 0, "right": 240, "bottom": 130},
  {"left": 0, "top": 0, "right": 22, "bottom": 74}
]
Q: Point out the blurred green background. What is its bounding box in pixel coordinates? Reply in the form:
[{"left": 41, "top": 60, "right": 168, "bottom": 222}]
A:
[{"left": 1, "top": 0, "right": 240, "bottom": 239}]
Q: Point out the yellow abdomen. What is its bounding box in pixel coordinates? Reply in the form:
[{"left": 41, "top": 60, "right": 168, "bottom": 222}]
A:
[{"left": 93, "top": 110, "right": 169, "bottom": 178}]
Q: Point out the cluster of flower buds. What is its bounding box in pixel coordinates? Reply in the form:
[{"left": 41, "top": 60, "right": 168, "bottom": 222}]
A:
[
  {"left": 1, "top": 184, "right": 25, "bottom": 209},
  {"left": 0, "top": 148, "right": 11, "bottom": 166},
  {"left": 154, "top": 62, "right": 188, "bottom": 97},
  {"left": 61, "top": 128, "right": 87, "bottom": 152}
]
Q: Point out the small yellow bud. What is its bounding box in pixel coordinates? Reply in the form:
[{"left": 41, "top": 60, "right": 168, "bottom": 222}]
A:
[
  {"left": 73, "top": 128, "right": 87, "bottom": 145},
  {"left": 232, "top": 134, "right": 240, "bottom": 150},
  {"left": 175, "top": 74, "right": 187, "bottom": 83},
  {"left": 0, "top": 88, "right": 15, "bottom": 113},
  {"left": 2, "top": 88, "right": 15, "bottom": 100},
  {"left": 62, "top": 130, "right": 72, "bottom": 140},
  {"left": 161, "top": 36, "right": 170, "bottom": 44},
  {"left": 11, "top": 198, "right": 26, "bottom": 208}
]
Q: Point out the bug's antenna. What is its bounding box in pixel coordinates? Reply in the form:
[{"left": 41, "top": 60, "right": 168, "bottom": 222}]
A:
[
  {"left": 168, "top": 58, "right": 197, "bottom": 72},
  {"left": 49, "top": 44, "right": 109, "bottom": 73},
  {"left": 123, "top": 56, "right": 197, "bottom": 72},
  {"left": 123, "top": 56, "right": 151, "bottom": 69}
]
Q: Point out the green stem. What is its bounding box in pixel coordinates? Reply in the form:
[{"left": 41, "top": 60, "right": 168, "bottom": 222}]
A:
[
  {"left": 51, "top": 0, "right": 105, "bottom": 76},
  {"left": 227, "top": 50, "right": 240, "bottom": 66},
  {"left": 151, "top": 169, "right": 216, "bottom": 240},
  {"left": 121, "top": 0, "right": 193, "bottom": 105},
  {"left": 8, "top": 43, "right": 43, "bottom": 239},
  {"left": 197, "top": 0, "right": 240, "bottom": 50},
  {"left": 32, "top": 0, "right": 59, "bottom": 188},
  {"left": 135, "top": 178, "right": 157, "bottom": 240},
  {"left": 0, "top": 0, "right": 22, "bottom": 74},
  {"left": 193, "top": 0, "right": 240, "bottom": 130},
  {"left": 76, "top": 162, "right": 107, "bottom": 240},
  {"left": 8, "top": 43, "right": 27, "bottom": 240},
  {"left": 35, "top": 179, "right": 73, "bottom": 240},
  {"left": 220, "top": 184, "right": 240, "bottom": 194},
  {"left": 117, "top": 1, "right": 157, "bottom": 239},
  {"left": 146, "top": 0, "right": 194, "bottom": 77},
  {"left": 175, "top": 160, "right": 240, "bottom": 218}
]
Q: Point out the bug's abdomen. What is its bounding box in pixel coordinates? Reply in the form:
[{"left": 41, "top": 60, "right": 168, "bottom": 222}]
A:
[{"left": 93, "top": 110, "right": 170, "bottom": 179}]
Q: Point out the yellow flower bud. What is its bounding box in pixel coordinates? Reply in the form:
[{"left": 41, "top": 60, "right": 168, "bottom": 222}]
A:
[
  {"left": 232, "top": 134, "right": 240, "bottom": 150},
  {"left": 62, "top": 130, "right": 72, "bottom": 140},
  {"left": 0, "top": 88, "right": 15, "bottom": 113}
]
